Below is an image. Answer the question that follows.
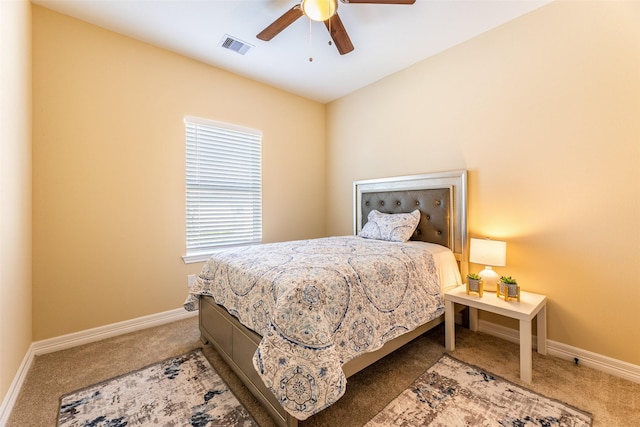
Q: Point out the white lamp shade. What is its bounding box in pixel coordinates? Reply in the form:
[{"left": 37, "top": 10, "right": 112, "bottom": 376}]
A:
[{"left": 469, "top": 238, "right": 506, "bottom": 267}]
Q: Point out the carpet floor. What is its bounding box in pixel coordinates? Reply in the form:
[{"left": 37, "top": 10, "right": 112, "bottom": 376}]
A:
[{"left": 8, "top": 315, "right": 639, "bottom": 426}]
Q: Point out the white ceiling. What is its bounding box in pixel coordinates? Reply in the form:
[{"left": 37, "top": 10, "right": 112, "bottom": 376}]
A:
[{"left": 33, "top": 0, "right": 552, "bottom": 104}]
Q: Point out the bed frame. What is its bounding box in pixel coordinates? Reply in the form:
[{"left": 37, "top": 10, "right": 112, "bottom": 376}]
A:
[{"left": 199, "top": 170, "right": 468, "bottom": 427}]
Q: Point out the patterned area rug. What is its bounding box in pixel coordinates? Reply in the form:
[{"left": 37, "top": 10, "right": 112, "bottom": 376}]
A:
[
  {"left": 365, "top": 354, "right": 592, "bottom": 426},
  {"left": 57, "top": 349, "right": 257, "bottom": 427}
]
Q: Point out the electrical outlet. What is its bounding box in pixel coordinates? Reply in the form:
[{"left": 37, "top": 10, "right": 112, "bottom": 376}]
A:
[{"left": 187, "top": 274, "right": 196, "bottom": 288}]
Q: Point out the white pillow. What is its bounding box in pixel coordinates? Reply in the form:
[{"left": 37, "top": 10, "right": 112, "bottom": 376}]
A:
[{"left": 359, "top": 209, "right": 420, "bottom": 242}]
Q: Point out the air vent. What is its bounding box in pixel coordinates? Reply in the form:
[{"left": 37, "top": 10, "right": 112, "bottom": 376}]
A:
[{"left": 219, "top": 35, "right": 253, "bottom": 55}]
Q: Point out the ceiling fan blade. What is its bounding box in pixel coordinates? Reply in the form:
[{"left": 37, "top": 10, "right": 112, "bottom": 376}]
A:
[
  {"left": 324, "top": 13, "right": 354, "bottom": 55},
  {"left": 257, "top": 5, "right": 304, "bottom": 41},
  {"left": 341, "top": 0, "right": 415, "bottom": 4}
]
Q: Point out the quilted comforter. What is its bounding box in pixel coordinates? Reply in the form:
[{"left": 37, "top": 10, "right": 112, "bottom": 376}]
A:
[{"left": 183, "top": 236, "right": 445, "bottom": 420}]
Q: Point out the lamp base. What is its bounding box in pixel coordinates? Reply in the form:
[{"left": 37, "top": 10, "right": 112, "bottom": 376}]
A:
[{"left": 478, "top": 266, "right": 500, "bottom": 292}]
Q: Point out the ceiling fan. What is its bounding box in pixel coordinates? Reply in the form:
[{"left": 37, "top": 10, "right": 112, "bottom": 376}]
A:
[{"left": 257, "top": 0, "right": 416, "bottom": 55}]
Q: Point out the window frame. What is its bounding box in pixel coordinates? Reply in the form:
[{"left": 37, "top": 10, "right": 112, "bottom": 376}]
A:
[{"left": 182, "top": 116, "right": 263, "bottom": 263}]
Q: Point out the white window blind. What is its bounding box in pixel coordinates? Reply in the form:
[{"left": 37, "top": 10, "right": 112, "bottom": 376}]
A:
[{"left": 184, "top": 116, "right": 262, "bottom": 262}]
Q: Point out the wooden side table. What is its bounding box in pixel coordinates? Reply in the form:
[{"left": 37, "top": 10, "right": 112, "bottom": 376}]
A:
[{"left": 444, "top": 285, "right": 547, "bottom": 383}]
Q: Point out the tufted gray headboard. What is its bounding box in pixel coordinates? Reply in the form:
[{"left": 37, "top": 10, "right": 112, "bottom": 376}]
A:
[
  {"left": 360, "top": 188, "right": 451, "bottom": 247},
  {"left": 353, "top": 170, "right": 468, "bottom": 274}
]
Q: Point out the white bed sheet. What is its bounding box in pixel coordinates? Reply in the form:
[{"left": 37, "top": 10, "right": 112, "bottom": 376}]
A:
[{"left": 404, "top": 240, "right": 462, "bottom": 291}]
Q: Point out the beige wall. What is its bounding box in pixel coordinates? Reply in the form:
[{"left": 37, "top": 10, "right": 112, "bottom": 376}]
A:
[
  {"left": 0, "top": 0, "right": 32, "bottom": 405},
  {"left": 31, "top": 6, "right": 326, "bottom": 341},
  {"left": 326, "top": 1, "right": 640, "bottom": 365}
]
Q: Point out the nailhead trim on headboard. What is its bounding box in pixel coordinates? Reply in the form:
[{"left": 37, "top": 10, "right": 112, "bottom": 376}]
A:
[{"left": 361, "top": 188, "right": 450, "bottom": 247}]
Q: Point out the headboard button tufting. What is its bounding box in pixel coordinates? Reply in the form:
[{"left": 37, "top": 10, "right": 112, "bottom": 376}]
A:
[{"left": 358, "top": 187, "right": 451, "bottom": 247}]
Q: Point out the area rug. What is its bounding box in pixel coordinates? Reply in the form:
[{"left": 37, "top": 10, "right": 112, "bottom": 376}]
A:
[
  {"left": 57, "top": 349, "right": 257, "bottom": 427},
  {"left": 365, "top": 354, "right": 592, "bottom": 426}
]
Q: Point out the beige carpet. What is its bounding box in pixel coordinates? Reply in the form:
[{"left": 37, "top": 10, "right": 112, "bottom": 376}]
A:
[{"left": 8, "top": 315, "right": 639, "bottom": 426}]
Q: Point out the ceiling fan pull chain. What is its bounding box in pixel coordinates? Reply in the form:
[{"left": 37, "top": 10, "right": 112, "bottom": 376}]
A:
[
  {"left": 309, "top": 18, "right": 313, "bottom": 62},
  {"left": 328, "top": 12, "right": 333, "bottom": 47}
]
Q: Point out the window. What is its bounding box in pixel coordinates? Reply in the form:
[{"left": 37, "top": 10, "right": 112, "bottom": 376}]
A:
[{"left": 183, "top": 116, "right": 262, "bottom": 263}]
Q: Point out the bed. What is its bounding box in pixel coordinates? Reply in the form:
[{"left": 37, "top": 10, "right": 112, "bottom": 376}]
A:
[{"left": 184, "top": 170, "right": 468, "bottom": 427}]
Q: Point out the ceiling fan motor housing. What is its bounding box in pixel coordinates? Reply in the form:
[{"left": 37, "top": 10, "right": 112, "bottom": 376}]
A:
[{"left": 301, "top": 0, "right": 338, "bottom": 22}]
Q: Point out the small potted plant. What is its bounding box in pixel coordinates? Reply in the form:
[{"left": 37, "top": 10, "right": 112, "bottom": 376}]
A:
[
  {"left": 498, "top": 276, "right": 520, "bottom": 301},
  {"left": 466, "top": 273, "right": 484, "bottom": 297}
]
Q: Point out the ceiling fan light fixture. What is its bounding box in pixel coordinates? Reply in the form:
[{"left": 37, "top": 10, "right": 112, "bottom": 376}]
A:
[{"left": 301, "top": 0, "right": 337, "bottom": 22}]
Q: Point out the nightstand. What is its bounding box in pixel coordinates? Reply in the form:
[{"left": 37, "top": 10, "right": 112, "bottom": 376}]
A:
[{"left": 444, "top": 285, "right": 547, "bottom": 383}]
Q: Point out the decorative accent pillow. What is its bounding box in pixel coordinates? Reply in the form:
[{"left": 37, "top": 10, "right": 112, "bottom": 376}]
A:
[{"left": 359, "top": 209, "right": 421, "bottom": 242}]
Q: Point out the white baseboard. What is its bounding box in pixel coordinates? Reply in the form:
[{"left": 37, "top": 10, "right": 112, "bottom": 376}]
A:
[
  {"left": 546, "top": 339, "right": 640, "bottom": 384},
  {"left": 0, "top": 343, "right": 35, "bottom": 427},
  {"left": 478, "top": 319, "right": 640, "bottom": 384},
  {"left": 478, "top": 319, "right": 536, "bottom": 347},
  {"left": 32, "top": 307, "right": 197, "bottom": 356},
  {"left": 0, "top": 308, "right": 197, "bottom": 424}
]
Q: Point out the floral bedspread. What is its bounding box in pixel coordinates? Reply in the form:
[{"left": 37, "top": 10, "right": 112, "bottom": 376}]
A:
[{"left": 183, "top": 236, "right": 444, "bottom": 420}]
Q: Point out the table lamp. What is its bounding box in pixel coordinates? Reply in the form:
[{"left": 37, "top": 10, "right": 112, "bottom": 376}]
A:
[{"left": 469, "top": 238, "right": 507, "bottom": 292}]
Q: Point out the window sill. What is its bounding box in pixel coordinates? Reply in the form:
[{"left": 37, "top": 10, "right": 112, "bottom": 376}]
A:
[
  {"left": 182, "top": 251, "right": 221, "bottom": 264},
  {"left": 182, "top": 244, "right": 262, "bottom": 264}
]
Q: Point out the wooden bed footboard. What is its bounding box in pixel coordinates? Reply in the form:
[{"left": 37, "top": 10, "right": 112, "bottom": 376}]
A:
[{"left": 199, "top": 295, "right": 445, "bottom": 427}]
